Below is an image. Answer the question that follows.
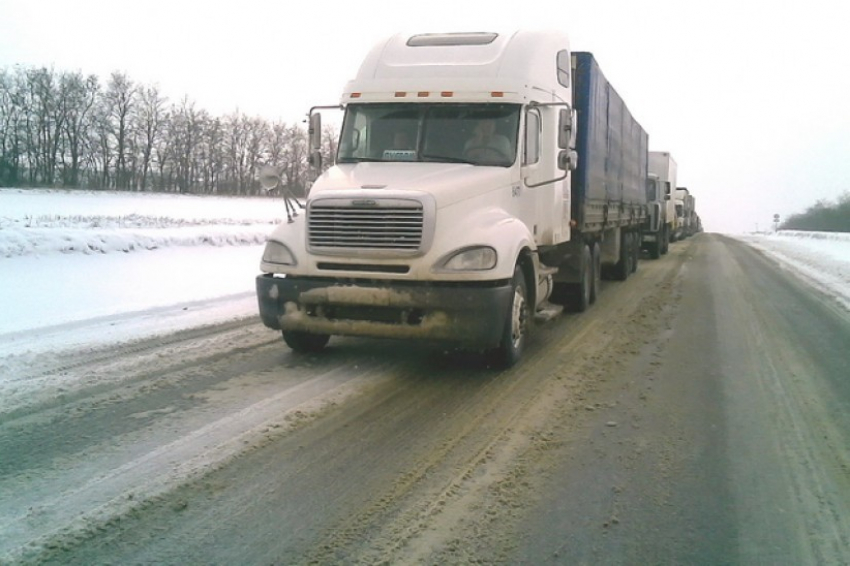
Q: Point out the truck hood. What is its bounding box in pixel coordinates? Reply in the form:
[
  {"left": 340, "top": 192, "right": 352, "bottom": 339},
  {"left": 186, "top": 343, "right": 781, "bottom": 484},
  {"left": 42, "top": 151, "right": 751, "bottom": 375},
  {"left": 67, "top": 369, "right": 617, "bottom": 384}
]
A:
[{"left": 311, "top": 163, "right": 515, "bottom": 208}]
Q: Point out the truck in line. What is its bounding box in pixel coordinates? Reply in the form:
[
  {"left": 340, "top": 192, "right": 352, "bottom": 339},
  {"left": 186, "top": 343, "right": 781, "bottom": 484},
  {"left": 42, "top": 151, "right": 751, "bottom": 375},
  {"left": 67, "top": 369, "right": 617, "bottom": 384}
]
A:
[
  {"left": 673, "top": 186, "right": 697, "bottom": 239},
  {"left": 642, "top": 151, "right": 677, "bottom": 258},
  {"left": 256, "top": 30, "right": 648, "bottom": 366}
]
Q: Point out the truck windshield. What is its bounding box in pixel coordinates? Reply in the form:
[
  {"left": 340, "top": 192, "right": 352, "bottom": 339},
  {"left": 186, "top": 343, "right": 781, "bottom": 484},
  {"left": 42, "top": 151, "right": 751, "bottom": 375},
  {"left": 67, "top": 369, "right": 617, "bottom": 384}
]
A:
[{"left": 337, "top": 103, "right": 520, "bottom": 167}]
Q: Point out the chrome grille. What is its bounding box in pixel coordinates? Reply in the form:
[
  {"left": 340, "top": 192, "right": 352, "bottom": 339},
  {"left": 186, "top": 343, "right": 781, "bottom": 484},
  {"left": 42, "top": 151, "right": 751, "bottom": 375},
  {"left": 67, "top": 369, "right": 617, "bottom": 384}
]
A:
[{"left": 308, "top": 202, "right": 424, "bottom": 251}]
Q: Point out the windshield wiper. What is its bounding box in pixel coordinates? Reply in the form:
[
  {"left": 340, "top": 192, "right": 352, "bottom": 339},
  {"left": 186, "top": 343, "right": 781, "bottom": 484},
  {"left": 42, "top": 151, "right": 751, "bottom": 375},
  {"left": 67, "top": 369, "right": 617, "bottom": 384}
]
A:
[
  {"left": 421, "top": 153, "right": 475, "bottom": 165},
  {"left": 337, "top": 157, "right": 384, "bottom": 163}
]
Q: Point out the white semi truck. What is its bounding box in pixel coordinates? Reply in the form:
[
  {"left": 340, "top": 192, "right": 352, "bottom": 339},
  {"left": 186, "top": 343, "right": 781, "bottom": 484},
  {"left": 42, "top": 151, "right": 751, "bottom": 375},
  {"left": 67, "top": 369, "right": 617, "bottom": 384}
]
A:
[
  {"left": 642, "top": 151, "right": 677, "bottom": 258},
  {"left": 673, "top": 186, "right": 695, "bottom": 240},
  {"left": 256, "top": 31, "right": 648, "bottom": 366}
]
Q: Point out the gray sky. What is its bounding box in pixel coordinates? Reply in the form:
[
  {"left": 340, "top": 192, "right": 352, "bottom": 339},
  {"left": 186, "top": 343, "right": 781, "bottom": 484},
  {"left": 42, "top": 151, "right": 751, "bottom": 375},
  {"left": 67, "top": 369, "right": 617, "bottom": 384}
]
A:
[{"left": 1, "top": 0, "right": 848, "bottom": 233}]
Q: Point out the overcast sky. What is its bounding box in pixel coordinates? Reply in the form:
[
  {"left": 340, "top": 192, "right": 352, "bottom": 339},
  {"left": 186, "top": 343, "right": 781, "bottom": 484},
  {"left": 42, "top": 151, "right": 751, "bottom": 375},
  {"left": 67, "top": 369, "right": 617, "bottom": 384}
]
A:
[{"left": 1, "top": 0, "right": 848, "bottom": 233}]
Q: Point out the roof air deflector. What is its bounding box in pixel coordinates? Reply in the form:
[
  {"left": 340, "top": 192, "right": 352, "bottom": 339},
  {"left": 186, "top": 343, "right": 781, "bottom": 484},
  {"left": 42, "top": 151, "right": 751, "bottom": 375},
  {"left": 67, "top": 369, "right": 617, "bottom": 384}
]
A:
[{"left": 407, "top": 32, "right": 498, "bottom": 47}]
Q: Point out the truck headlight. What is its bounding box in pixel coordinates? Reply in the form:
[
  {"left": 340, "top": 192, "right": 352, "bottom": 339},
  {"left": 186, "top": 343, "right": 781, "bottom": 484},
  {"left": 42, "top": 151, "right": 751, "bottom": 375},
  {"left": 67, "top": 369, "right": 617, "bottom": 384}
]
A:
[
  {"left": 262, "top": 240, "right": 297, "bottom": 266},
  {"left": 435, "top": 246, "right": 497, "bottom": 272}
]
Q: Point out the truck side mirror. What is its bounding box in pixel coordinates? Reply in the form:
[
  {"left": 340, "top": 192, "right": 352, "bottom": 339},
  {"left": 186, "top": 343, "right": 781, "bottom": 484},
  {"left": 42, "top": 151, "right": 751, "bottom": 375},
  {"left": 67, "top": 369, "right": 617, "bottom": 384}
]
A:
[
  {"left": 558, "top": 108, "right": 571, "bottom": 149},
  {"left": 309, "top": 112, "right": 322, "bottom": 153},
  {"left": 308, "top": 152, "right": 323, "bottom": 170},
  {"left": 558, "top": 149, "right": 578, "bottom": 171}
]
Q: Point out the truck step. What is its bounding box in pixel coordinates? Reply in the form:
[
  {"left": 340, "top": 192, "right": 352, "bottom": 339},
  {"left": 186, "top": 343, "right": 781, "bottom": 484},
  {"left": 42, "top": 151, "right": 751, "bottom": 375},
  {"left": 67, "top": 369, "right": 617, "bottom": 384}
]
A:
[{"left": 534, "top": 301, "right": 564, "bottom": 322}]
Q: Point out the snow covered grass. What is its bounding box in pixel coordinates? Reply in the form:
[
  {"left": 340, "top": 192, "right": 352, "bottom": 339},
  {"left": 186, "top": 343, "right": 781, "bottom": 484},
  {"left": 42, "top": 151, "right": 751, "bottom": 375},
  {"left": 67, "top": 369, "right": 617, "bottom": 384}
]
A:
[
  {"left": 732, "top": 230, "right": 850, "bottom": 312},
  {"left": 0, "top": 188, "right": 287, "bottom": 370},
  {"left": 0, "top": 188, "right": 282, "bottom": 257}
]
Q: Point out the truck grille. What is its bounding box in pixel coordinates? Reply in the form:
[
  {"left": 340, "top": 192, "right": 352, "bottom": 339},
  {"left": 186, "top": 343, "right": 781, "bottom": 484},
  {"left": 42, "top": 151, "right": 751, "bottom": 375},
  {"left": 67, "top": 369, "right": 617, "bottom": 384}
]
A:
[{"left": 308, "top": 203, "right": 424, "bottom": 251}]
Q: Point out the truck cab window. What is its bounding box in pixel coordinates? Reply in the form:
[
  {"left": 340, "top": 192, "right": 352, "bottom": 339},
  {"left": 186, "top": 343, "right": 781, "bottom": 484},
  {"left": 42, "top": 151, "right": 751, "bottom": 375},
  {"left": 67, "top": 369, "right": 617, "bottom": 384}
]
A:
[
  {"left": 338, "top": 103, "right": 520, "bottom": 167},
  {"left": 524, "top": 109, "right": 541, "bottom": 165}
]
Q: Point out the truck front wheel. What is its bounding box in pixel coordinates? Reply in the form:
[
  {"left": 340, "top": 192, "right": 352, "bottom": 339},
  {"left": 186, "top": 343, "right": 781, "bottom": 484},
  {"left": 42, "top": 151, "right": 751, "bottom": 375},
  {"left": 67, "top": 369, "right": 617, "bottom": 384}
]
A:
[
  {"left": 490, "top": 266, "right": 529, "bottom": 368},
  {"left": 282, "top": 331, "right": 330, "bottom": 353}
]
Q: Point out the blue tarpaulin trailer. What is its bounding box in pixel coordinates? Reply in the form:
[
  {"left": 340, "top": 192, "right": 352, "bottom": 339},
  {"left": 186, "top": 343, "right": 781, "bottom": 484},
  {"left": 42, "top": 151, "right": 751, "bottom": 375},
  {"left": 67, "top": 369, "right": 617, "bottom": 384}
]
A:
[{"left": 571, "top": 51, "right": 648, "bottom": 232}]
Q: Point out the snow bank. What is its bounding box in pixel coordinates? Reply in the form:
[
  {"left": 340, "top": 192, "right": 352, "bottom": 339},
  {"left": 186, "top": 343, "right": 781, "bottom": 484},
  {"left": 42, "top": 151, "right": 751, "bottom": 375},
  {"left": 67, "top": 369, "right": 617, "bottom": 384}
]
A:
[
  {"left": 732, "top": 230, "right": 850, "bottom": 312},
  {"left": 0, "top": 189, "right": 287, "bottom": 360},
  {"left": 0, "top": 188, "right": 286, "bottom": 257}
]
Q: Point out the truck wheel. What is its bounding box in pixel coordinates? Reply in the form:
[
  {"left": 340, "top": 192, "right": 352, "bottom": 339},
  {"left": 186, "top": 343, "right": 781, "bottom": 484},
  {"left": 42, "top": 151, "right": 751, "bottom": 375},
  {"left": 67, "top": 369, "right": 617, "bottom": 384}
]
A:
[
  {"left": 661, "top": 226, "right": 670, "bottom": 255},
  {"left": 612, "top": 232, "right": 632, "bottom": 281},
  {"left": 567, "top": 244, "right": 593, "bottom": 312},
  {"left": 490, "top": 266, "right": 529, "bottom": 368},
  {"left": 589, "top": 242, "right": 601, "bottom": 304},
  {"left": 282, "top": 331, "right": 330, "bottom": 353},
  {"left": 649, "top": 236, "right": 661, "bottom": 259},
  {"left": 631, "top": 232, "right": 639, "bottom": 273}
]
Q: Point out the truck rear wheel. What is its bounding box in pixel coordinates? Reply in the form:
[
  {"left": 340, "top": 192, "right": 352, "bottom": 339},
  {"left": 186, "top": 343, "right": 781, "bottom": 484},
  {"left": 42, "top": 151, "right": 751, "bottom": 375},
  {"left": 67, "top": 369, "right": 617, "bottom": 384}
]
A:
[
  {"left": 282, "top": 331, "right": 330, "bottom": 353},
  {"left": 612, "top": 231, "right": 633, "bottom": 281},
  {"left": 490, "top": 266, "right": 529, "bottom": 368},
  {"left": 589, "top": 242, "right": 601, "bottom": 304},
  {"left": 631, "top": 232, "right": 639, "bottom": 273}
]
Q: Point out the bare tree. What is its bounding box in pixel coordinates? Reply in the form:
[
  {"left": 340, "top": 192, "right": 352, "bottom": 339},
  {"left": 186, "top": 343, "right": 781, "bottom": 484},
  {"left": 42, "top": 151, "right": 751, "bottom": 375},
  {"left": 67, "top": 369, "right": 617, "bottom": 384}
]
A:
[
  {"left": 282, "top": 124, "right": 308, "bottom": 196},
  {"left": 60, "top": 72, "right": 99, "bottom": 187},
  {"left": 170, "top": 97, "right": 202, "bottom": 192},
  {"left": 22, "top": 67, "right": 66, "bottom": 186},
  {"left": 134, "top": 84, "right": 167, "bottom": 191},
  {"left": 104, "top": 72, "right": 137, "bottom": 188},
  {"left": 0, "top": 62, "right": 318, "bottom": 195},
  {"left": 0, "top": 68, "right": 26, "bottom": 185}
]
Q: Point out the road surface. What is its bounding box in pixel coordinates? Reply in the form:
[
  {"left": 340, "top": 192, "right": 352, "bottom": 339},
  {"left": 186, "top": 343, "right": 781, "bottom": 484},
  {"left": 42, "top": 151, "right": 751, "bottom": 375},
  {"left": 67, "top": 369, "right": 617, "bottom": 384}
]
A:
[{"left": 1, "top": 234, "right": 848, "bottom": 564}]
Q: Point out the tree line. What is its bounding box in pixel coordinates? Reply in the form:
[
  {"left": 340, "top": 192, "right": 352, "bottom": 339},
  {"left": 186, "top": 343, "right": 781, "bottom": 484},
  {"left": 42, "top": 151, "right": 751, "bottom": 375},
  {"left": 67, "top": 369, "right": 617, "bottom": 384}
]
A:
[
  {"left": 0, "top": 65, "right": 337, "bottom": 195},
  {"left": 780, "top": 192, "right": 850, "bottom": 233}
]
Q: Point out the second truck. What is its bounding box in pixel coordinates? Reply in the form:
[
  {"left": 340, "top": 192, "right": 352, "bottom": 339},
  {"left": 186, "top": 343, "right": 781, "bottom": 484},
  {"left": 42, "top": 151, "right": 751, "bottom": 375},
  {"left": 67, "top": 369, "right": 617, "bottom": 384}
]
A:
[
  {"left": 641, "top": 151, "right": 677, "bottom": 258},
  {"left": 257, "top": 30, "right": 648, "bottom": 366}
]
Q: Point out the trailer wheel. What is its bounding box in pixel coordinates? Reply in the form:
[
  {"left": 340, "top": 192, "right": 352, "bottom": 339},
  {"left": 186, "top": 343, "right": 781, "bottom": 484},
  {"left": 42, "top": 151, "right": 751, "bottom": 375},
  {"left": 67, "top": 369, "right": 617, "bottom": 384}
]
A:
[
  {"left": 590, "top": 241, "right": 602, "bottom": 304},
  {"left": 612, "top": 232, "right": 632, "bottom": 281},
  {"left": 282, "top": 331, "right": 330, "bottom": 353},
  {"left": 490, "top": 266, "right": 529, "bottom": 368},
  {"left": 631, "top": 232, "right": 640, "bottom": 273}
]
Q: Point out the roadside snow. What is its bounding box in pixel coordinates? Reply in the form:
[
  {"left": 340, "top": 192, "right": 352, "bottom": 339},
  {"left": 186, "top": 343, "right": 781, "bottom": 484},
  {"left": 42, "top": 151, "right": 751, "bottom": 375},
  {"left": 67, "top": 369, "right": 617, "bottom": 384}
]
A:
[
  {"left": 0, "top": 188, "right": 284, "bottom": 367},
  {"left": 731, "top": 230, "right": 850, "bottom": 312}
]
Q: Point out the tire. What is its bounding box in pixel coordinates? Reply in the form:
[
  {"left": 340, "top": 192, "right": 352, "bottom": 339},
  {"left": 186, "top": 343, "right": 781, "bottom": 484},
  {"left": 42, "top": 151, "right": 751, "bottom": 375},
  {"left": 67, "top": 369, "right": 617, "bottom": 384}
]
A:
[
  {"left": 282, "top": 331, "right": 330, "bottom": 353},
  {"left": 631, "top": 232, "right": 639, "bottom": 273},
  {"left": 648, "top": 238, "right": 661, "bottom": 259},
  {"left": 589, "top": 241, "right": 602, "bottom": 304},
  {"left": 490, "top": 266, "right": 529, "bottom": 368},
  {"left": 661, "top": 226, "right": 670, "bottom": 255},
  {"left": 612, "top": 231, "right": 632, "bottom": 281},
  {"left": 565, "top": 244, "right": 593, "bottom": 313}
]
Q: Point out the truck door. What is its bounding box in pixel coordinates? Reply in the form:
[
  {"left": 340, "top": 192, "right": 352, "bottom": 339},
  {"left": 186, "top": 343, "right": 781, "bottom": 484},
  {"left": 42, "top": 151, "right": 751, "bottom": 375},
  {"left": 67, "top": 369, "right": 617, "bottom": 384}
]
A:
[{"left": 522, "top": 106, "right": 570, "bottom": 245}]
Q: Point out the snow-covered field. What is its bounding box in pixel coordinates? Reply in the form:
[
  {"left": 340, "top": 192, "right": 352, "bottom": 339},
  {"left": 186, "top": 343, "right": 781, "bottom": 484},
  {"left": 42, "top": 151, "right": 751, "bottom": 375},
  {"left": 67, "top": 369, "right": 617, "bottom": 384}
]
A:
[
  {"left": 0, "top": 188, "right": 284, "bottom": 372},
  {"left": 1, "top": 187, "right": 848, "bottom": 378}
]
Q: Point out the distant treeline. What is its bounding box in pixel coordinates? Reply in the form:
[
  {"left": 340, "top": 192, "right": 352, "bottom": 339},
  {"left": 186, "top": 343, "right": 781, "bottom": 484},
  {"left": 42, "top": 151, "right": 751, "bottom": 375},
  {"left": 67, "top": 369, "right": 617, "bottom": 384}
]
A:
[
  {"left": 0, "top": 65, "right": 337, "bottom": 195},
  {"left": 780, "top": 192, "right": 850, "bottom": 232}
]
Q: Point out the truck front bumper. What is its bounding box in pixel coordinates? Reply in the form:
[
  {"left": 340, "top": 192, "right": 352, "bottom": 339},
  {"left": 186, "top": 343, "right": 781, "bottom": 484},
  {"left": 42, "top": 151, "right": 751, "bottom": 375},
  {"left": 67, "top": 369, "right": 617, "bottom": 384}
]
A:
[{"left": 256, "top": 274, "right": 512, "bottom": 348}]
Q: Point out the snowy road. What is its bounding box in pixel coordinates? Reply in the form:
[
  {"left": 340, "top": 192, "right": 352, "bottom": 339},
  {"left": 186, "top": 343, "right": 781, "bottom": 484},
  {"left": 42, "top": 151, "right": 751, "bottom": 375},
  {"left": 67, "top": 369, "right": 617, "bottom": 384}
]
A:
[{"left": 2, "top": 234, "right": 849, "bottom": 564}]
